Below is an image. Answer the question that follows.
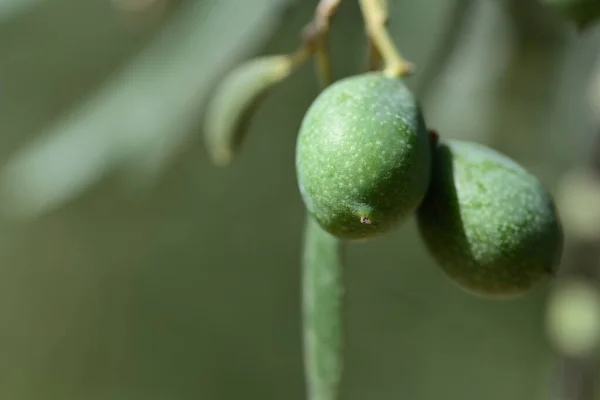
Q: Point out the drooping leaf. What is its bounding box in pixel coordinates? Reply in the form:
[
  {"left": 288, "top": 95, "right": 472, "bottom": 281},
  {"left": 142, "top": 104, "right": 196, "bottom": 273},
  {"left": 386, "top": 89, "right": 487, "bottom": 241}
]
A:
[
  {"left": 203, "top": 55, "right": 294, "bottom": 166},
  {"left": 302, "top": 215, "right": 345, "bottom": 400}
]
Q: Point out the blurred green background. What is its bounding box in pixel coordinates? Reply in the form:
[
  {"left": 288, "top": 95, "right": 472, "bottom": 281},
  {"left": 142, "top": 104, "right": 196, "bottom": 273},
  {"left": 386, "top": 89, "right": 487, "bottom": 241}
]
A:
[{"left": 1, "top": 0, "right": 600, "bottom": 399}]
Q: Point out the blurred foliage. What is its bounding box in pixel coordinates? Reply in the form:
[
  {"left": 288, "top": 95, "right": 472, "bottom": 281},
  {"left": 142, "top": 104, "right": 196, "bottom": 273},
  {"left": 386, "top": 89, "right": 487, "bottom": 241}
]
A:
[
  {"left": 0, "top": 0, "right": 45, "bottom": 23},
  {"left": 547, "top": 278, "right": 600, "bottom": 358},
  {"left": 0, "top": 0, "right": 290, "bottom": 218},
  {"left": 0, "top": 0, "right": 599, "bottom": 399}
]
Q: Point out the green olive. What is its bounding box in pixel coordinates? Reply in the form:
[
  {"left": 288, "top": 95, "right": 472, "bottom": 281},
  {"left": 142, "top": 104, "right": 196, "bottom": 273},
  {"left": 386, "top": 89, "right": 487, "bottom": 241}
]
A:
[
  {"left": 417, "top": 140, "right": 563, "bottom": 298},
  {"left": 296, "top": 73, "right": 431, "bottom": 240}
]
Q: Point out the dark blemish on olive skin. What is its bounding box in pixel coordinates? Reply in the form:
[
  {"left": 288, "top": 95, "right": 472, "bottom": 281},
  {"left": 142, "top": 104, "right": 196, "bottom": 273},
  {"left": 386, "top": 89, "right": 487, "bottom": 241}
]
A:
[{"left": 360, "top": 216, "right": 372, "bottom": 224}]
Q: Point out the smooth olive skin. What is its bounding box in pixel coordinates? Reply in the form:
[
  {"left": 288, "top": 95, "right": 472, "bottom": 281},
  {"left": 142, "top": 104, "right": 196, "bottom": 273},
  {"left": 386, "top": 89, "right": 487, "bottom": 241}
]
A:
[
  {"left": 417, "top": 140, "right": 563, "bottom": 298},
  {"left": 296, "top": 73, "right": 431, "bottom": 240}
]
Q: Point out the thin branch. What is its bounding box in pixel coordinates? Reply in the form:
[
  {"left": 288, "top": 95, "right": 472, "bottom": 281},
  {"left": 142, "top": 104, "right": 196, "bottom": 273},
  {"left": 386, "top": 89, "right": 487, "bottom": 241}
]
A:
[
  {"left": 302, "top": 0, "right": 342, "bottom": 87},
  {"left": 358, "top": 0, "right": 412, "bottom": 78}
]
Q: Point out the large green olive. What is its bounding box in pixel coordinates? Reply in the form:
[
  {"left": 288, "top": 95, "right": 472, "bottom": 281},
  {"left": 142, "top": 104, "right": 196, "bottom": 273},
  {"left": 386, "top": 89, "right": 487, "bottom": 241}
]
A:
[
  {"left": 296, "top": 73, "right": 431, "bottom": 240},
  {"left": 417, "top": 140, "right": 563, "bottom": 298}
]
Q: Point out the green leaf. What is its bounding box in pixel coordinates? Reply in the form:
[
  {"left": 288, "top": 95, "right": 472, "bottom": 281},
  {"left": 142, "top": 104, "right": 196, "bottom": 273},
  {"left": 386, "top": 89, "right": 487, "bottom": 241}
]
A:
[
  {"left": 302, "top": 215, "right": 345, "bottom": 400},
  {"left": 203, "top": 55, "right": 294, "bottom": 166}
]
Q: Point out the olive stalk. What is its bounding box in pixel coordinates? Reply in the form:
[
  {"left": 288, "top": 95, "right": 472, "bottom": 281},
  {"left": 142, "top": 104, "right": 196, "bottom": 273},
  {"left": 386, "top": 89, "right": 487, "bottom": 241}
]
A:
[
  {"left": 302, "top": 216, "right": 345, "bottom": 400},
  {"left": 302, "top": 0, "right": 341, "bottom": 87},
  {"left": 281, "top": 0, "right": 341, "bottom": 79},
  {"left": 359, "top": 0, "right": 412, "bottom": 78},
  {"left": 367, "top": 39, "right": 383, "bottom": 71}
]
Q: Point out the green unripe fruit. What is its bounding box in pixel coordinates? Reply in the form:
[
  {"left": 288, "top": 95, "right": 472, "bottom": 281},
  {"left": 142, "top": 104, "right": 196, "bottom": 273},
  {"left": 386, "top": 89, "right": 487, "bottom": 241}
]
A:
[
  {"left": 541, "top": 0, "right": 600, "bottom": 31},
  {"left": 417, "top": 140, "right": 563, "bottom": 298},
  {"left": 295, "top": 73, "right": 431, "bottom": 240}
]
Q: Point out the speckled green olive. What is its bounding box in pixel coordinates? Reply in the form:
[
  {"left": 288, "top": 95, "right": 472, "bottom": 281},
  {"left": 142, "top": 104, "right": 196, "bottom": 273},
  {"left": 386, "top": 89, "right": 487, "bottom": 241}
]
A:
[
  {"left": 541, "top": 0, "right": 600, "bottom": 30},
  {"left": 417, "top": 140, "right": 563, "bottom": 298},
  {"left": 295, "top": 73, "right": 431, "bottom": 240}
]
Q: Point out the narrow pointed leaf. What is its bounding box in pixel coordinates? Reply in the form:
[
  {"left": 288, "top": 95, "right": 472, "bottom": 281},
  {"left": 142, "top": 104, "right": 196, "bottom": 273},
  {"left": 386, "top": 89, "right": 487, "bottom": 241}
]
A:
[
  {"left": 302, "top": 216, "right": 345, "bottom": 400},
  {"left": 203, "top": 55, "right": 294, "bottom": 166}
]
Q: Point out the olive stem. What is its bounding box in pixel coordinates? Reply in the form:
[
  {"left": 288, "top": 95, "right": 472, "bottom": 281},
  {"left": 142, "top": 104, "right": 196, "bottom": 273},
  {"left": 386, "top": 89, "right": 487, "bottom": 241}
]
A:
[
  {"left": 289, "top": 46, "right": 314, "bottom": 70},
  {"left": 359, "top": 0, "right": 413, "bottom": 78},
  {"left": 302, "top": 216, "right": 345, "bottom": 400},
  {"left": 314, "top": 34, "right": 333, "bottom": 87},
  {"left": 366, "top": 0, "right": 385, "bottom": 71},
  {"left": 302, "top": 0, "right": 341, "bottom": 87},
  {"left": 367, "top": 38, "right": 383, "bottom": 71}
]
